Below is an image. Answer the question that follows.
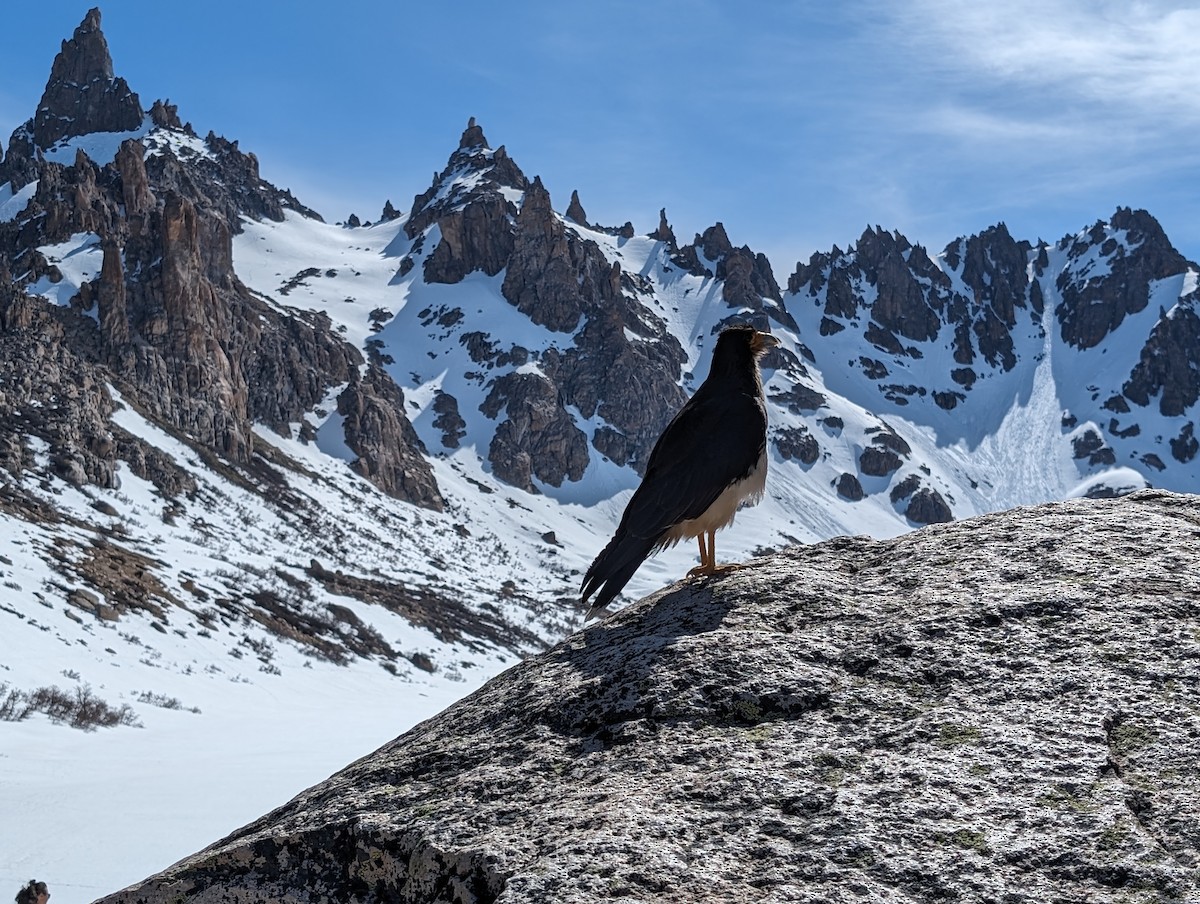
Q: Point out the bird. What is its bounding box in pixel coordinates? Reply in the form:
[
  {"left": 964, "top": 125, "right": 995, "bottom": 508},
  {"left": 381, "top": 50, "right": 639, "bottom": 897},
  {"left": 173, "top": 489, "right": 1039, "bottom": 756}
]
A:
[{"left": 581, "top": 324, "right": 778, "bottom": 619}]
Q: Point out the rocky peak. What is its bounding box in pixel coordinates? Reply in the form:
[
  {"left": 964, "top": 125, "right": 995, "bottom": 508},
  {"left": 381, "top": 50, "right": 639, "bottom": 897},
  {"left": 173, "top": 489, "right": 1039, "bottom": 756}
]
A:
[
  {"left": 940, "top": 223, "right": 1034, "bottom": 372},
  {"left": 500, "top": 175, "right": 610, "bottom": 332},
  {"left": 405, "top": 121, "right": 531, "bottom": 285},
  {"left": 565, "top": 189, "right": 588, "bottom": 226},
  {"left": 407, "top": 118, "right": 530, "bottom": 241},
  {"left": 1056, "top": 208, "right": 1189, "bottom": 349},
  {"left": 675, "top": 223, "right": 786, "bottom": 328},
  {"left": 458, "top": 115, "right": 487, "bottom": 150},
  {"left": 853, "top": 226, "right": 942, "bottom": 346},
  {"left": 147, "top": 98, "right": 185, "bottom": 131},
  {"left": 30, "top": 8, "right": 145, "bottom": 150},
  {"left": 649, "top": 208, "right": 677, "bottom": 248}
]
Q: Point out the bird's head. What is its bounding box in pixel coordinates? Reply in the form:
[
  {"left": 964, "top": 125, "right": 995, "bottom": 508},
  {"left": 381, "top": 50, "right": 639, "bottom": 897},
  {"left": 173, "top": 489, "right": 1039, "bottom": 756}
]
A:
[
  {"left": 715, "top": 324, "right": 780, "bottom": 359},
  {"left": 707, "top": 325, "right": 780, "bottom": 382}
]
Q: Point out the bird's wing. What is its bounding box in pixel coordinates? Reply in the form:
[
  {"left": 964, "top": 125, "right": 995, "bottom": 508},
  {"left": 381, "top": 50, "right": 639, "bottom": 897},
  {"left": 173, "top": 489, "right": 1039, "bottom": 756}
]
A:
[{"left": 617, "top": 389, "right": 767, "bottom": 541}]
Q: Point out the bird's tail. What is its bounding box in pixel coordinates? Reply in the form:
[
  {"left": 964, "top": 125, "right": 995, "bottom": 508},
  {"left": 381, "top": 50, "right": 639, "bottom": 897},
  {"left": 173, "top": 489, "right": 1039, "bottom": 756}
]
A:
[{"left": 581, "top": 530, "right": 658, "bottom": 620}]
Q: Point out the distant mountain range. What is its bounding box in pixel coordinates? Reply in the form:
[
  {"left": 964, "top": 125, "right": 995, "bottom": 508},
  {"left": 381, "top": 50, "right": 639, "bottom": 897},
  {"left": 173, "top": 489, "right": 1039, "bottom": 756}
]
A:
[{"left": 3, "top": 7, "right": 1199, "bottom": 711}]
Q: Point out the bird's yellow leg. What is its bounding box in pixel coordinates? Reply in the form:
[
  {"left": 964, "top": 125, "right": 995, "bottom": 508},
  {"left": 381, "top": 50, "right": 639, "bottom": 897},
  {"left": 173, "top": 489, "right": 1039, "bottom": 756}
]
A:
[
  {"left": 709, "top": 528, "right": 744, "bottom": 575},
  {"left": 688, "top": 532, "right": 714, "bottom": 577}
]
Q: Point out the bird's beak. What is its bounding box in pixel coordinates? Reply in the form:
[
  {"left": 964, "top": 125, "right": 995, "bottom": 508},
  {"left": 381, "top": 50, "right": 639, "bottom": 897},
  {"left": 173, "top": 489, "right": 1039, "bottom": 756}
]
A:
[{"left": 752, "top": 331, "right": 781, "bottom": 354}]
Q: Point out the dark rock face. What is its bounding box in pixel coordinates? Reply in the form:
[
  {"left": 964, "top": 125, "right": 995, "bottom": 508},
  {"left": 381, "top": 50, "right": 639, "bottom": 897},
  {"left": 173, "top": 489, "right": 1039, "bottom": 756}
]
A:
[
  {"left": 565, "top": 189, "right": 587, "bottom": 226},
  {"left": 408, "top": 119, "right": 528, "bottom": 284},
  {"left": 787, "top": 223, "right": 1035, "bottom": 397},
  {"left": 859, "top": 427, "right": 909, "bottom": 477},
  {"left": 1122, "top": 297, "right": 1200, "bottom": 416},
  {"left": 859, "top": 228, "right": 942, "bottom": 345},
  {"left": 836, "top": 471, "right": 864, "bottom": 500},
  {"left": 649, "top": 208, "right": 677, "bottom": 247},
  {"left": 337, "top": 367, "right": 443, "bottom": 510},
  {"left": 0, "top": 14, "right": 437, "bottom": 510},
  {"left": 1057, "top": 208, "right": 1189, "bottom": 350},
  {"left": 144, "top": 130, "right": 320, "bottom": 231},
  {"left": 431, "top": 391, "right": 467, "bottom": 449},
  {"left": 769, "top": 382, "right": 827, "bottom": 414},
  {"left": 481, "top": 372, "right": 589, "bottom": 491},
  {"left": 544, "top": 315, "right": 688, "bottom": 475},
  {"left": 501, "top": 177, "right": 599, "bottom": 332},
  {"left": 0, "top": 313, "right": 118, "bottom": 488},
  {"left": 774, "top": 425, "right": 820, "bottom": 464},
  {"left": 29, "top": 8, "right": 144, "bottom": 150},
  {"left": 941, "top": 223, "right": 1033, "bottom": 371},
  {"left": 676, "top": 222, "right": 794, "bottom": 332},
  {"left": 906, "top": 487, "right": 953, "bottom": 523},
  {"left": 400, "top": 122, "right": 695, "bottom": 482},
  {"left": 1072, "top": 429, "right": 1117, "bottom": 467},
  {"left": 96, "top": 492, "right": 1200, "bottom": 903},
  {"left": 1170, "top": 423, "right": 1198, "bottom": 463}
]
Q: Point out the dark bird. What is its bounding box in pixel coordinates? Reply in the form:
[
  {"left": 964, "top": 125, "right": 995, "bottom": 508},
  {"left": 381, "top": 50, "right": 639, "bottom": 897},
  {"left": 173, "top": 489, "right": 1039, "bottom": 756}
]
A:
[{"left": 582, "top": 324, "right": 778, "bottom": 618}]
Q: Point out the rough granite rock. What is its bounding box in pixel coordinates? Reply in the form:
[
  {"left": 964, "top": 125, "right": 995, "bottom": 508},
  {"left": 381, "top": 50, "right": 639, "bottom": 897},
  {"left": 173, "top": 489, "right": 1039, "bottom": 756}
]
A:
[
  {"left": 95, "top": 490, "right": 1200, "bottom": 903},
  {"left": 1122, "top": 294, "right": 1200, "bottom": 417},
  {"left": 1056, "top": 209, "right": 1189, "bottom": 351},
  {"left": 480, "top": 371, "right": 589, "bottom": 491},
  {"left": 337, "top": 365, "right": 444, "bottom": 511},
  {"left": 0, "top": 34, "right": 435, "bottom": 509},
  {"left": 565, "top": 190, "right": 588, "bottom": 226},
  {"left": 28, "top": 8, "right": 144, "bottom": 151}
]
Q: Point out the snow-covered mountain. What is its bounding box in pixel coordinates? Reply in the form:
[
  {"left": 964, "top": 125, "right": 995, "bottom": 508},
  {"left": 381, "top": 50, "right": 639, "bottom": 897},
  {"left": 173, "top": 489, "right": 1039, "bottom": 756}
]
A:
[{"left": 3, "top": 9, "right": 1200, "bottom": 898}]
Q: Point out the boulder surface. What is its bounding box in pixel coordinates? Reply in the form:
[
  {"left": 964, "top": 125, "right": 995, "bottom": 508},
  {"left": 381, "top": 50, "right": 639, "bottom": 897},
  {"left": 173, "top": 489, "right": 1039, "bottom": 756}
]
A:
[{"left": 99, "top": 490, "right": 1200, "bottom": 903}]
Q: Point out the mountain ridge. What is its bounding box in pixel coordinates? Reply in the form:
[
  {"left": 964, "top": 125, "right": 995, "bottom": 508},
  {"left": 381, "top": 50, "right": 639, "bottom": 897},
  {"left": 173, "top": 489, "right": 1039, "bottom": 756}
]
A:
[{"left": 3, "top": 8, "right": 1200, "bottom": 684}]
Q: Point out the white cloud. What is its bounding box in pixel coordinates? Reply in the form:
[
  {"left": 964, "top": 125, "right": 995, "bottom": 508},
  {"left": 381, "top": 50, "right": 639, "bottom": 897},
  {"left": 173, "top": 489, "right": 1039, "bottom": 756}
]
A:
[{"left": 882, "top": 0, "right": 1200, "bottom": 123}]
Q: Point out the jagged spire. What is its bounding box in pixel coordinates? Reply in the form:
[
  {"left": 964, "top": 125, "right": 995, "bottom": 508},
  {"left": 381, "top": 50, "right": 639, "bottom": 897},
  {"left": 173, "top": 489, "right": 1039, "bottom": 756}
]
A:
[
  {"left": 31, "top": 7, "right": 144, "bottom": 148},
  {"left": 566, "top": 189, "right": 588, "bottom": 226},
  {"left": 650, "top": 208, "right": 677, "bottom": 247},
  {"left": 459, "top": 116, "right": 488, "bottom": 151}
]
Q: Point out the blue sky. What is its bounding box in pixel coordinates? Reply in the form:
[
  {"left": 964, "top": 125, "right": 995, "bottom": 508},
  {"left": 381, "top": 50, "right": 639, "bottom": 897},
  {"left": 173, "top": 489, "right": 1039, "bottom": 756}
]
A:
[{"left": 3, "top": 1, "right": 1198, "bottom": 276}]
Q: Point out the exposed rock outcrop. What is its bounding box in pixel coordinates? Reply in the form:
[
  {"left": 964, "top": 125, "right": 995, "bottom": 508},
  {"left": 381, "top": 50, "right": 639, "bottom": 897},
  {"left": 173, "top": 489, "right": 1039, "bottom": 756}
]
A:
[
  {"left": 773, "top": 425, "right": 820, "bottom": 464},
  {"left": 98, "top": 490, "right": 1200, "bottom": 903},
  {"left": 544, "top": 313, "right": 689, "bottom": 475},
  {"left": 0, "top": 313, "right": 119, "bottom": 488},
  {"left": 1122, "top": 295, "right": 1200, "bottom": 417},
  {"left": 941, "top": 223, "right": 1033, "bottom": 371},
  {"left": 905, "top": 486, "right": 953, "bottom": 523},
  {"left": 836, "top": 471, "right": 865, "bottom": 500},
  {"left": 786, "top": 222, "right": 1039, "bottom": 399},
  {"left": 565, "top": 189, "right": 587, "bottom": 226},
  {"left": 337, "top": 366, "right": 443, "bottom": 510},
  {"left": 29, "top": 8, "right": 144, "bottom": 151},
  {"left": 0, "top": 12, "right": 435, "bottom": 510},
  {"left": 480, "top": 371, "right": 589, "bottom": 491},
  {"left": 500, "top": 176, "right": 594, "bottom": 332},
  {"left": 408, "top": 119, "right": 528, "bottom": 284},
  {"left": 1056, "top": 209, "right": 1189, "bottom": 350},
  {"left": 676, "top": 222, "right": 794, "bottom": 332}
]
